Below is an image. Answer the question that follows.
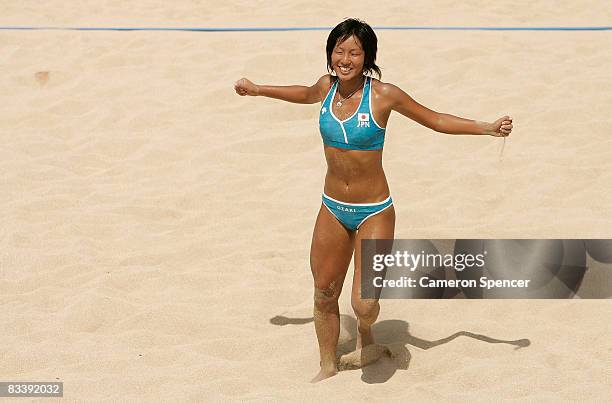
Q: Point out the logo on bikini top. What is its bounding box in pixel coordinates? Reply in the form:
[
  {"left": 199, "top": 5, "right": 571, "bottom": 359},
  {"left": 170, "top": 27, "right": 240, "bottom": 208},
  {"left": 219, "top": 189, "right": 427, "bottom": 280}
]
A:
[
  {"left": 337, "top": 206, "right": 356, "bottom": 213},
  {"left": 321, "top": 107, "right": 327, "bottom": 115},
  {"left": 357, "top": 113, "right": 370, "bottom": 128}
]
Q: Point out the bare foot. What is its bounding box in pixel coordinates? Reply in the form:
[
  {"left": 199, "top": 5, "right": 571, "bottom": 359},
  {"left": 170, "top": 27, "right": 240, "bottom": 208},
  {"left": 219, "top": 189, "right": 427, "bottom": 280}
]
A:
[
  {"left": 310, "top": 367, "right": 338, "bottom": 383},
  {"left": 338, "top": 344, "right": 393, "bottom": 370},
  {"left": 356, "top": 326, "right": 375, "bottom": 350}
]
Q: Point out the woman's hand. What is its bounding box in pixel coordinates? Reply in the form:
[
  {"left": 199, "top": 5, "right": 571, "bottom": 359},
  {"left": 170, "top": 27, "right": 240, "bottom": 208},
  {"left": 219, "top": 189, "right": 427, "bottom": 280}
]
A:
[
  {"left": 489, "top": 116, "right": 513, "bottom": 137},
  {"left": 234, "top": 78, "right": 260, "bottom": 96}
]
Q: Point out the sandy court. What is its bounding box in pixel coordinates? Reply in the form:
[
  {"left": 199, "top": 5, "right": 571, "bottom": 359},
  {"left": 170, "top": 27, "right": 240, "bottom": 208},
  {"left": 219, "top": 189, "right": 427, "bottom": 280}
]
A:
[{"left": 1, "top": 1, "right": 611, "bottom": 401}]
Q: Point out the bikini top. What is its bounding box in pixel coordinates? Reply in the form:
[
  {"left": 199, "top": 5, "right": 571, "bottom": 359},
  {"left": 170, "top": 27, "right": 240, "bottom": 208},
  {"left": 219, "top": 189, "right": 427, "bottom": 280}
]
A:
[{"left": 319, "top": 75, "right": 386, "bottom": 151}]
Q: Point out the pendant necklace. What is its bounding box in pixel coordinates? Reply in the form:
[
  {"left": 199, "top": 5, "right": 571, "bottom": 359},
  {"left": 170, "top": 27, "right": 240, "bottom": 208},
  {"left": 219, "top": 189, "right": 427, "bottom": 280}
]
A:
[{"left": 336, "top": 76, "right": 364, "bottom": 107}]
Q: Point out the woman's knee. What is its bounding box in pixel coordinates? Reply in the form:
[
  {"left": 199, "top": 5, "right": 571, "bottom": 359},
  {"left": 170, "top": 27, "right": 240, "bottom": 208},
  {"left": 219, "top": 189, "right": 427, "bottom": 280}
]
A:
[
  {"left": 313, "top": 279, "right": 342, "bottom": 312},
  {"left": 351, "top": 298, "right": 380, "bottom": 319}
]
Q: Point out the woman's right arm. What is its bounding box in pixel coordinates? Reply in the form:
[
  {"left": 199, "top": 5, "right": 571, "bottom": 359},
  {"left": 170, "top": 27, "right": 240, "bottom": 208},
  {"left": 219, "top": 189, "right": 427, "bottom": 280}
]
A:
[{"left": 234, "top": 75, "right": 328, "bottom": 104}]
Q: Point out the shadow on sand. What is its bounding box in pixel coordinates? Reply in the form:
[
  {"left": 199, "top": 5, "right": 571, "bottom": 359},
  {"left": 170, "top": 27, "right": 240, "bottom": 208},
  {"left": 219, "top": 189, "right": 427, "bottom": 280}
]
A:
[{"left": 270, "top": 313, "right": 530, "bottom": 383}]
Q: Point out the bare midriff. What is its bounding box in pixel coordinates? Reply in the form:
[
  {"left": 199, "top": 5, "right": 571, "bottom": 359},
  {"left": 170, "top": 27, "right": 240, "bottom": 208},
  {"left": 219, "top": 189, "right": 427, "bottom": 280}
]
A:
[{"left": 323, "top": 146, "right": 390, "bottom": 203}]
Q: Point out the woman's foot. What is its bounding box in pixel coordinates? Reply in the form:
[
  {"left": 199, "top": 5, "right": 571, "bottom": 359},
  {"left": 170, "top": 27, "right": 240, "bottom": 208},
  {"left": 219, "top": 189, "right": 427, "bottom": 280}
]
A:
[
  {"left": 310, "top": 367, "right": 338, "bottom": 383},
  {"left": 338, "top": 344, "right": 393, "bottom": 371}
]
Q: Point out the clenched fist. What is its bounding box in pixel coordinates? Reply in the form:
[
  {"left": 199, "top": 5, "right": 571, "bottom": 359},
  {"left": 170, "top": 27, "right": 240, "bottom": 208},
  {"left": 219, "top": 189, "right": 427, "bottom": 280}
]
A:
[
  {"left": 234, "top": 78, "right": 260, "bottom": 96},
  {"left": 490, "top": 116, "right": 513, "bottom": 137}
]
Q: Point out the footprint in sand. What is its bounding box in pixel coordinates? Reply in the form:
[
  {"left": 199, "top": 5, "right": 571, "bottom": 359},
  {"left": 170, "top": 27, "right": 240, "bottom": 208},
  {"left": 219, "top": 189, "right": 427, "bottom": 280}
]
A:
[{"left": 35, "top": 71, "right": 50, "bottom": 86}]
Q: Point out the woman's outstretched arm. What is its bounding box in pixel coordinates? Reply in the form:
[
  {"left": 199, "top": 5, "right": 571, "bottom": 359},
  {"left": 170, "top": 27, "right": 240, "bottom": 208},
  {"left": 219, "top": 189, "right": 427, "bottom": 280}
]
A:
[
  {"left": 385, "top": 83, "right": 513, "bottom": 137},
  {"left": 234, "top": 76, "right": 327, "bottom": 104}
]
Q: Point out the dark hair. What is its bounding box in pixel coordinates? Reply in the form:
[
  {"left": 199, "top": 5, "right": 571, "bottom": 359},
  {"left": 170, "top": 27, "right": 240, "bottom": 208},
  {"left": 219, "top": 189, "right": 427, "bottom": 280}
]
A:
[{"left": 326, "top": 18, "right": 382, "bottom": 79}]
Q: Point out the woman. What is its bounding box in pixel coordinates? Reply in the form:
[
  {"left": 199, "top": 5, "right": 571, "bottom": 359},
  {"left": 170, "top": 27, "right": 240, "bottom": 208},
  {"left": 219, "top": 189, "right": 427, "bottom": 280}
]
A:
[{"left": 234, "top": 18, "right": 513, "bottom": 382}]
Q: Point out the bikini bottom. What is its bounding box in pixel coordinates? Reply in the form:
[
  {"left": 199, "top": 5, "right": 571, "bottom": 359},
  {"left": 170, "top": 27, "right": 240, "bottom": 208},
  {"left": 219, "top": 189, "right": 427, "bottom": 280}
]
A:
[{"left": 322, "top": 193, "right": 393, "bottom": 231}]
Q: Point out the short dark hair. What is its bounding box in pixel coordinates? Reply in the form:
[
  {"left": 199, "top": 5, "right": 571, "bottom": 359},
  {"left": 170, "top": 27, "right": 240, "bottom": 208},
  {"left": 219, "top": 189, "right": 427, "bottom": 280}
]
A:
[{"left": 326, "top": 18, "right": 382, "bottom": 79}]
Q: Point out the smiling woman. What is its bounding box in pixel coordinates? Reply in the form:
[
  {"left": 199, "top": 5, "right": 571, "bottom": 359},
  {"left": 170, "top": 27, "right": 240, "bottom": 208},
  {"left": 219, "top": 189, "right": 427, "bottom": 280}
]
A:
[
  {"left": 233, "top": 17, "right": 513, "bottom": 383},
  {"left": 325, "top": 20, "right": 381, "bottom": 84}
]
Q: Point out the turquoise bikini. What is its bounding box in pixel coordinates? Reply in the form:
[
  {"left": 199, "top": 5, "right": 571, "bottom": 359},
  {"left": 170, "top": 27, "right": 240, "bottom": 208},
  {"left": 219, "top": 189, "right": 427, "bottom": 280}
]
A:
[
  {"left": 318, "top": 75, "right": 393, "bottom": 231},
  {"left": 321, "top": 193, "right": 393, "bottom": 231},
  {"left": 319, "top": 76, "right": 386, "bottom": 150}
]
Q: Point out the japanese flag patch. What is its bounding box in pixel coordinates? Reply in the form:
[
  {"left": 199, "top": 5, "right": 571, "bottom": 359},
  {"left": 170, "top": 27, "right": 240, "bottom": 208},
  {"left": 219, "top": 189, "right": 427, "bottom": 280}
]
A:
[{"left": 358, "top": 113, "right": 370, "bottom": 121}]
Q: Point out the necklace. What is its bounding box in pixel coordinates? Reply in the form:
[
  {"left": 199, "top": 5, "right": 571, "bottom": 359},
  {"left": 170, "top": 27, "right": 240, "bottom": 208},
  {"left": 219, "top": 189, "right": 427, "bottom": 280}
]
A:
[{"left": 336, "top": 76, "right": 364, "bottom": 107}]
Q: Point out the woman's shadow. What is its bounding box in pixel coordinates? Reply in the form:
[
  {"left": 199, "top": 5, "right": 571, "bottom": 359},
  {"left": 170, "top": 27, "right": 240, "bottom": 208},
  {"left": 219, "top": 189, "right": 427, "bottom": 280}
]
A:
[{"left": 270, "top": 314, "right": 530, "bottom": 384}]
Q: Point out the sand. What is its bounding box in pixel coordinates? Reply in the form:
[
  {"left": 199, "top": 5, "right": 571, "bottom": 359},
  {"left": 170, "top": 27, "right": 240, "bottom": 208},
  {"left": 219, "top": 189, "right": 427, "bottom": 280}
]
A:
[{"left": 1, "top": 1, "right": 611, "bottom": 401}]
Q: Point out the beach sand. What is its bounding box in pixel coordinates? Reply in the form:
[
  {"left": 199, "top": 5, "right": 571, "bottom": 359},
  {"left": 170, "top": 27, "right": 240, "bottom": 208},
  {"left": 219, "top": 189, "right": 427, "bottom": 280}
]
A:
[{"left": 1, "top": 1, "right": 611, "bottom": 401}]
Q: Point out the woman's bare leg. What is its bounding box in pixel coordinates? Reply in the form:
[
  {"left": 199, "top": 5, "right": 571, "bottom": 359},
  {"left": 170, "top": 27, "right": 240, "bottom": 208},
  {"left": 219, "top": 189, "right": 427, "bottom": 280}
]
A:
[
  {"left": 351, "top": 205, "right": 395, "bottom": 349},
  {"left": 309, "top": 205, "right": 355, "bottom": 383}
]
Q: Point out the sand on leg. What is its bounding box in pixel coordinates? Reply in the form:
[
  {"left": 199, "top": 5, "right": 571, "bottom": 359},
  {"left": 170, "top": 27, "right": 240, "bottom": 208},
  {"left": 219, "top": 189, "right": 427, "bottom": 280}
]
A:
[{"left": 309, "top": 204, "right": 355, "bottom": 383}]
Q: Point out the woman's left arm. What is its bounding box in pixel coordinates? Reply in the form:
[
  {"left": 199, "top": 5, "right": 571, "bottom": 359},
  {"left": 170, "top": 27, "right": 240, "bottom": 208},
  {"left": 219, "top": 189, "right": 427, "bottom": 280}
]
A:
[
  {"left": 437, "top": 112, "right": 513, "bottom": 137},
  {"left": 386, "top": 83, "right": 513, "bottom": 137}
]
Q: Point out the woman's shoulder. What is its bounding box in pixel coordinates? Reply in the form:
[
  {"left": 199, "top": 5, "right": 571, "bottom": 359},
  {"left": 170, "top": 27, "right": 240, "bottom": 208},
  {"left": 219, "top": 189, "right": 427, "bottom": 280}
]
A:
[
  {"left": 368, "top": 77, "right": 401, "bottom": 110},
  {"left": 313, "top": 74, "right": 337, "bottom": 101},
  {"left": 320, "top": 74, "right": 337, "bottom": 89},
  {"left": 369, "top": 77, "right": 395, "bottom": 95}
]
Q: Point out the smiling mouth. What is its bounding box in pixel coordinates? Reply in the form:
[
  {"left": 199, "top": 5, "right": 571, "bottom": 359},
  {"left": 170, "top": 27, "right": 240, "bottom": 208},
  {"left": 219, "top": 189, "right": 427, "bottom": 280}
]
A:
[{"left": 339, "top": 66, "right": 352, "bottom": 74}]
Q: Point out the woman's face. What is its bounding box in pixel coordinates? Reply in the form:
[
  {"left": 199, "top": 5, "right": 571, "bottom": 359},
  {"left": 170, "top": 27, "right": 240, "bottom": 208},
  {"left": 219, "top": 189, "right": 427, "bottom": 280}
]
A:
[{"left": 331, "top": 35, "right": 365, "bottom": 80}]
